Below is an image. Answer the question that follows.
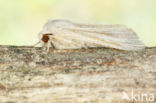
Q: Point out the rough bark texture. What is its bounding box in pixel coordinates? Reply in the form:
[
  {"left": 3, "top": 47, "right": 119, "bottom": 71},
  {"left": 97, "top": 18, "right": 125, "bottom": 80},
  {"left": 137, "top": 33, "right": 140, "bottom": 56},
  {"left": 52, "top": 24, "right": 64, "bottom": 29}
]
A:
[{"left": 0, "top": 45, "right": 156, "bottom": 103}]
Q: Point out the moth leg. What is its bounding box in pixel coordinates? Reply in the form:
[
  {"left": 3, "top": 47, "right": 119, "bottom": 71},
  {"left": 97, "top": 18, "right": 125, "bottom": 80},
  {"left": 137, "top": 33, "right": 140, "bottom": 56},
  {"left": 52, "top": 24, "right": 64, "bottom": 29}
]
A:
[
  {"left": 42, "top": 46, "right": 47, "bottom": 51},
  {"left": 83, "top": 45, "right": 88, "bottom": 49},
  {"left": 45, "top": 42, "right": 52, "bottom": 53},
  {"left": 82, "top": 43, "right": 88, "bottom": 49},
  {"left": 50, "top": 41, "right": 55, "bottom": 49},
  {"left": 40, "top": 43, "right": 48, "bottom": 53},
  {"left": 46, "top": 47, "right": 50, "bottom": 53},
  {"left": 41, "top": 45, "right": 49, "bottom": 54}
]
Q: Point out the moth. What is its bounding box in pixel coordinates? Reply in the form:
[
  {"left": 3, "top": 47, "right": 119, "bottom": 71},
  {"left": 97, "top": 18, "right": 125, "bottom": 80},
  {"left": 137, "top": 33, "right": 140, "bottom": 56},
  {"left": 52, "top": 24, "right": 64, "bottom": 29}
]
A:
[{"left": 34, "top": 19, "right": 145, "bottom": 52}]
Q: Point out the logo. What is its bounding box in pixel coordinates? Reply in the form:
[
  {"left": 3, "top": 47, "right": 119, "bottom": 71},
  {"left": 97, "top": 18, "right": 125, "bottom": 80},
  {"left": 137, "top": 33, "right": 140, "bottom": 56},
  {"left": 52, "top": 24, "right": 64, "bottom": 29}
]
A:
[{"left": 122, "top": 90, "right": 155, "bottom": 102}]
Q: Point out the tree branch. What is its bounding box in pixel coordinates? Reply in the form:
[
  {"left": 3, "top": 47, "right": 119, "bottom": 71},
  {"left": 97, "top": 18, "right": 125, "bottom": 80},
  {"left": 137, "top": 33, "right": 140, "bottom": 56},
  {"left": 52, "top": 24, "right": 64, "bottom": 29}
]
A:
[{"left": 0, "top": 45, "right": 156, "bottom": 103}]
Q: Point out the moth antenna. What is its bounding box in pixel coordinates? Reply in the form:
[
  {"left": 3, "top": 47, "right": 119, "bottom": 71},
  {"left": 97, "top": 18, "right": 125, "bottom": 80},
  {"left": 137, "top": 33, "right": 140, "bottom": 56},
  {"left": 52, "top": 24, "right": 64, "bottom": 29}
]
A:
[{"left": 33, "top": 41, "right": 41, "bottom": 47}]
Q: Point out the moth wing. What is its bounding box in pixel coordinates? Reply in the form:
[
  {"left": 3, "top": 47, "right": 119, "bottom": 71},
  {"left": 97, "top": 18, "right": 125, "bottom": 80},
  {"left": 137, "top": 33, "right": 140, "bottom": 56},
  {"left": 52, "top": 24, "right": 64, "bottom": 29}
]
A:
[
  {"left": 41, "top": 20, "right": 146, "bottom": 50},
  {"left": 40, "top": 20, "right": 91, "bottom": 49}
]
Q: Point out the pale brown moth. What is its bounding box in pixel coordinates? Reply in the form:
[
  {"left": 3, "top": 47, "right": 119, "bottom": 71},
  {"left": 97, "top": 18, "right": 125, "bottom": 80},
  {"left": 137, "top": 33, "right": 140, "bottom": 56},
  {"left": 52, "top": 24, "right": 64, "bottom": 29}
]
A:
[{"left": 34, "top": 19, "right": 145, "bottom": 52}]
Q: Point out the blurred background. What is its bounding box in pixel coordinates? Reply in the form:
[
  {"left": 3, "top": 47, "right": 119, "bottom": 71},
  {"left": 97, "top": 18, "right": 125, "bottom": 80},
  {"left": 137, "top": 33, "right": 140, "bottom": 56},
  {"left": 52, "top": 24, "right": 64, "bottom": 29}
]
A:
[{"left": 0, "top": 0, "right": 155, "bottom": 46}]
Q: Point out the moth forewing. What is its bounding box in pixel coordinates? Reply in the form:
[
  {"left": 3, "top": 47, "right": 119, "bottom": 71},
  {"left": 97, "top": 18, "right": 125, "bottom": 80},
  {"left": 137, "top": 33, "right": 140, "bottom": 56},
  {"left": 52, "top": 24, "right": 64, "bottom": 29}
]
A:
[{"left": 37, "top": 19, "right": 145, "bottom": 52}]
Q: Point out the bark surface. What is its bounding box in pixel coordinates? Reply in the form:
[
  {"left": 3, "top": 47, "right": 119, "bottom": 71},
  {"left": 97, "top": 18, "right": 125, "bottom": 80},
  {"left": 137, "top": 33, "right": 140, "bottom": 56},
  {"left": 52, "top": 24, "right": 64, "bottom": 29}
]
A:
[{"left": 0, "top": 45, "right": 156, "bottom": 103}]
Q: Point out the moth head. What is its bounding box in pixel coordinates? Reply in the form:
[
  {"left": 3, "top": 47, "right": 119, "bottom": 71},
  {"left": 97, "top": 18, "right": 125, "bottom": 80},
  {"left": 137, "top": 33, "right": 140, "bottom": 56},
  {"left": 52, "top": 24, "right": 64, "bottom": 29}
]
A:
[
  {"left": 41, "top": 33, "right": 52, "bottom": 44},
  {"left": 33, "top": 33, "right": 54, "bottom": 48},
  {"left": 40, "top": 33, "right": 55, "bottom": 51}
]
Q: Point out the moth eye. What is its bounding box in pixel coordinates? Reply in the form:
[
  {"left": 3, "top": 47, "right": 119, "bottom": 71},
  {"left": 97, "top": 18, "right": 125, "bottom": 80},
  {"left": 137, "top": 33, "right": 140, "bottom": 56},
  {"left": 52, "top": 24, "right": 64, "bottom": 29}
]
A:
[{"left": 41, "top": 34, "right": 50, "bottom": 43}]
